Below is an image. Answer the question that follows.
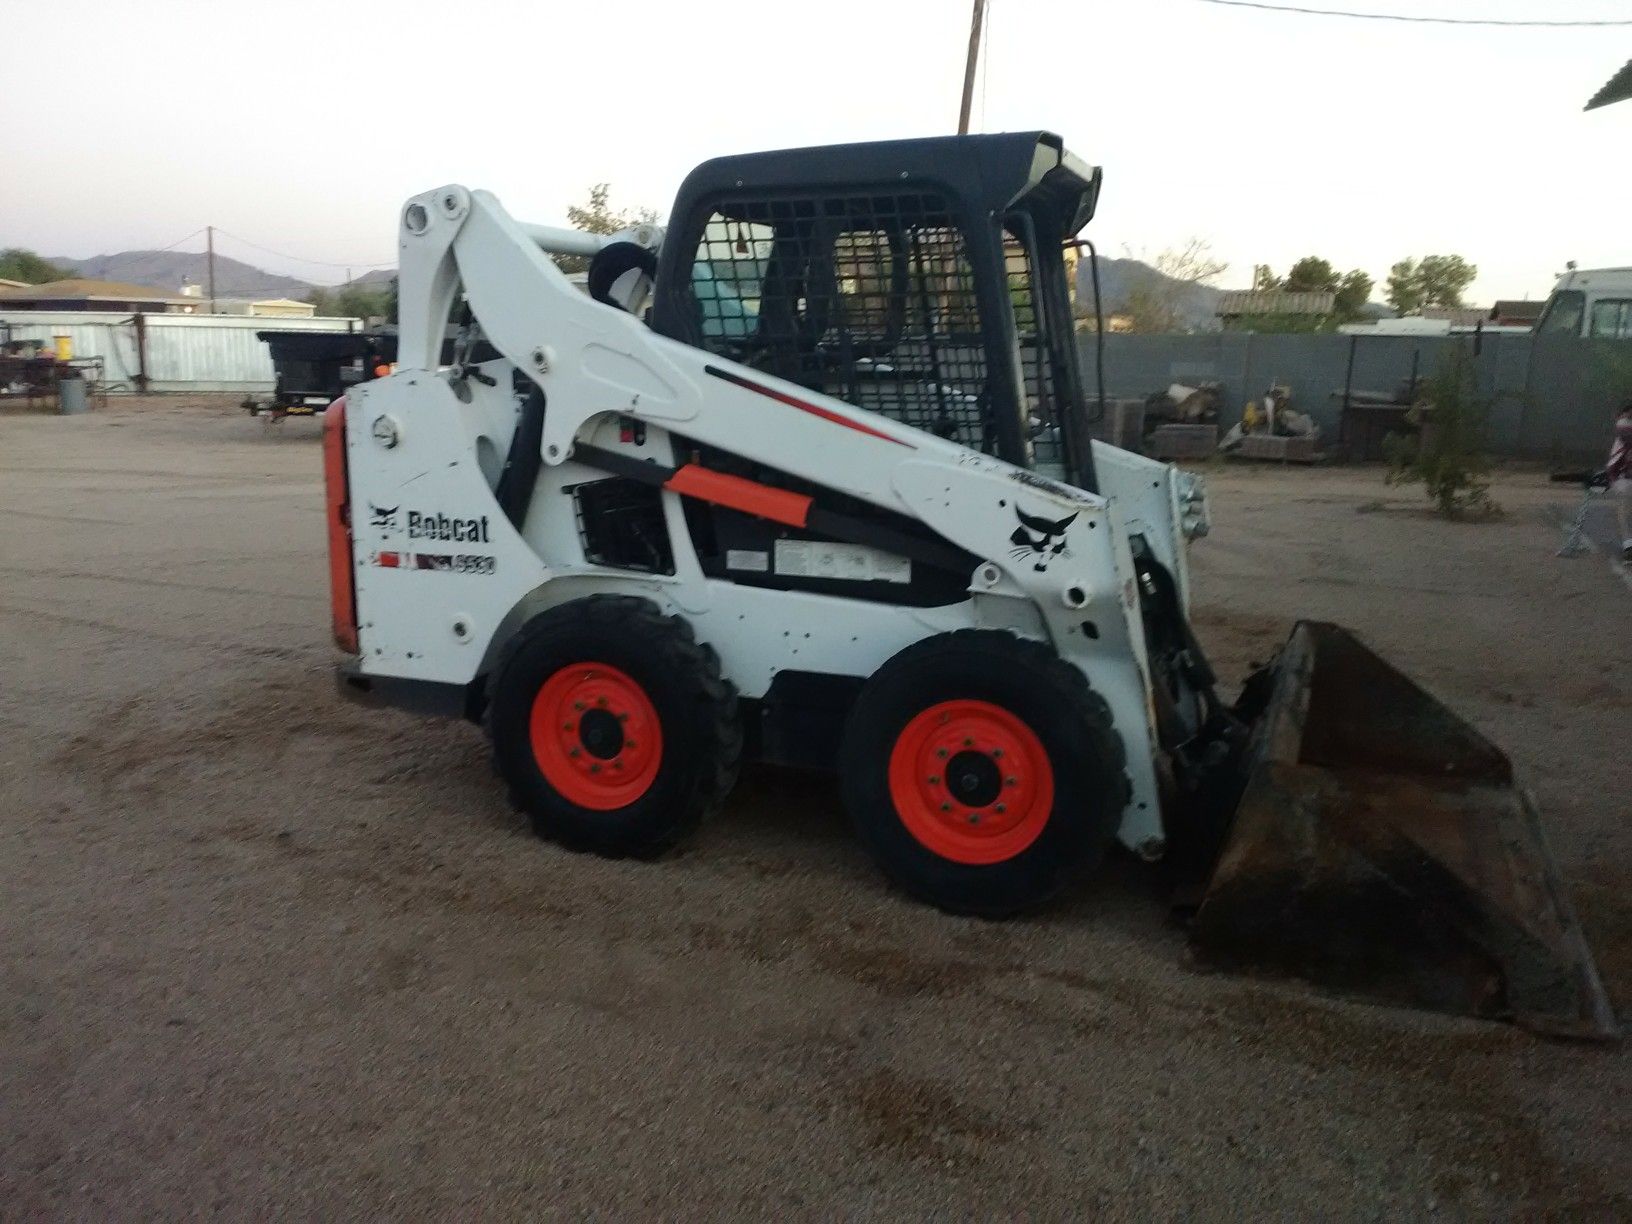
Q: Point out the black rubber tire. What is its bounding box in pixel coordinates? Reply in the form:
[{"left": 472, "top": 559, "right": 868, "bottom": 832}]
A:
[
  {"left": 488, "top": 595, "right": 741, "bottom": 859},
  {"left": 838, "top": 630, "right": 1130, "bottom": 918}
]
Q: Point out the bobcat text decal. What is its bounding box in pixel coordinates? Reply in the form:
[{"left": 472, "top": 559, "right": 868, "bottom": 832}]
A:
[{"left": 407, "top": 512, "right": 491, "bottom": 543}]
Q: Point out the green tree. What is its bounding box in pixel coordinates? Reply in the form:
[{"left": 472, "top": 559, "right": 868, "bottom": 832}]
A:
[
  {"left": 1243, "top": 256, "right": 1374, "bottom": 328},
  {"left": 306, "top": 283, "right": 391, "bottom": 320},
  {"left": 0, "top": 248, "right": 68, "bottom": 284},
  {"left": 1386, "top": 259, "right": 1424, "bottom": 315},
  {"left": 1416, "top": 254, "right": 1477, "bottom": 308},
  {"left": 1386, "top": 254, "right": 1477, "bottom": 314},
  {"left": 1335, "top": 269, "right": 1373, "bottom": 320},
  {"left": 1282, "top": 256, "right": 1337, "bottom": 292},
  {"left": 557, "top": 183, "right": 659, "bottom": 274}
]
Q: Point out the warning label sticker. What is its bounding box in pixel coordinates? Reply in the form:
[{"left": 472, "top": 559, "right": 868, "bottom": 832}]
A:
[{"left": 773, "top": 539, "right": 910, "bottom": 584}]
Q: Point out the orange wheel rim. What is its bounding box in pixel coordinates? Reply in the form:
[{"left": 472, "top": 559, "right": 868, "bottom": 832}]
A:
[
  {"left": 886, "top": 699, "right": 1053, "bottom": 865},
  {"left": 529, "top": 662, "right": 663, "bottom": 810}
]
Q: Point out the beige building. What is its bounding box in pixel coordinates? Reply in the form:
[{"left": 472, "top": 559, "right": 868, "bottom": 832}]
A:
[{"left": 211, "top": 297, "right": 318, "bottom": 318}]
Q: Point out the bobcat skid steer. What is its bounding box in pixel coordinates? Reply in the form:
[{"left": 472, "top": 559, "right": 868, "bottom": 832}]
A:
[{"left": 326, "top": 133, "right": 1613, "bottom": 1038}]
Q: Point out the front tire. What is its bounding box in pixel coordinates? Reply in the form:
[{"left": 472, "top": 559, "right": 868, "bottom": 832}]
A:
[
  {"left": 838, "top": 630, "right": 1129, "bottom": 917},
  {"left": 488, "top": 596, "right": 741, "bottom": 858}
]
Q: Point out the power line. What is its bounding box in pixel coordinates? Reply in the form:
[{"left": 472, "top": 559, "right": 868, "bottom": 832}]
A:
[
  {"left": 1194, "top": 0, "right": 1632, "bottom": 26},
  {"left": 211, "top": 228, "right": 394, "bottom": 270},
  {"left": 150, "top": 227, "right": 206, "bottom": 253}
]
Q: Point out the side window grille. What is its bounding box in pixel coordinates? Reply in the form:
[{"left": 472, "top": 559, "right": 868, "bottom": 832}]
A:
[{"left": 685, "top": 192, "right": 998, "bottom": 453}]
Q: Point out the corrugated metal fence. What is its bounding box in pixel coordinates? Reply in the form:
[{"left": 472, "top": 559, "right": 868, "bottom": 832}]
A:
[
  {"left": 1082, "top": 331, "right": 1632, "bottom": 465},
  {"left": 0, "top": 311, "right": 360, "bottom": 394}
]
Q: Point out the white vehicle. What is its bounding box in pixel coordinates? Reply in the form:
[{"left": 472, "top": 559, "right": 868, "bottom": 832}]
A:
[
  {"left": 324, "top": 133, "right": 1611, "bottom": 1036},
  {"left": 1536, "top": 266, "right": 1632, "bottom": 339}
]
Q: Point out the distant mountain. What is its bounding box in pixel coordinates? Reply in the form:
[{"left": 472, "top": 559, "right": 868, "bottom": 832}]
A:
[
  {"left": 349, "top": 268, "right": 396, "bottom": 287},
  {"left": 1077, "top": 255, "right": 1224, "bottom": 331},
  {"left": 45, "top": 250, "right": 317, "bottom": 299}
]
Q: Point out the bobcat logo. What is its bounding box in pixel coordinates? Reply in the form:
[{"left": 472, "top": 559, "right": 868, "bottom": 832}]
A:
[
  {"left": 370, "top": 503, "right": 400, "bottom": 532},
  {"left": 1010, "top": 505, "right": 1077, "bottom": 572}
]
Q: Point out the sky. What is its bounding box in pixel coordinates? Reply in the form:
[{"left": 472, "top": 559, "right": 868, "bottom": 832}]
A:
[{"left": 1, "top": 0, "right": 1627, "bottom": 302}]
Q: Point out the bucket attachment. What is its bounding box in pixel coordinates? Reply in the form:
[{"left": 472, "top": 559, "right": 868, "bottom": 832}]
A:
[{"left": 1189, "top": 622, "right": 1617, "bottom": 1040}]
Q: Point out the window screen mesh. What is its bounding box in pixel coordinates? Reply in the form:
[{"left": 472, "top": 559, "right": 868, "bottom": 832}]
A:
[{"left": 686, "top": 192, "right": 999, "bottom": 452}]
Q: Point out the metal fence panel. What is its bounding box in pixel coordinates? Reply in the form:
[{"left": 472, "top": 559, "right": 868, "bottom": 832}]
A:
[
  {"left": 0, "top": 311, "right": 358, "bottom": 393},
  {"left": 1081, "top": 330, "right": 1630, "bottom": 464}
]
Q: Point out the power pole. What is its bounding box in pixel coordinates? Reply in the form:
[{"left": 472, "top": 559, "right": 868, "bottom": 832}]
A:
[
  {"left": 206, "top": 225, "right": 216, "bottom": 314},
  {"left": 957, "top": 0, "right": 986, "bottom": 135}
]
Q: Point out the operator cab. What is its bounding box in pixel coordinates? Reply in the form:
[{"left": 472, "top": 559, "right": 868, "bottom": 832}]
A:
[{"left": 651, "top": 132, "right": 1104, "bottom": 490}]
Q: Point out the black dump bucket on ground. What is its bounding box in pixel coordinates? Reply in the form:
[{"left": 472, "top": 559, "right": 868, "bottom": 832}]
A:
[{"left": 1190, "top": 622, "right": 1617, "bottom": 1040}]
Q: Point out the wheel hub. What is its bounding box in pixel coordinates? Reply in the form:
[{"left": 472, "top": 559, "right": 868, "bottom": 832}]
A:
[
  {"left": 886, "top": 699, "right": 1055, "bottom": 865},
  {"left": 945, "top": 749, "right": 1002, "bottom": 808},
  {"left": 528, "top": 662, "right": 663, "bottom": 810},
  {"left": 577, "top": 708, "right": 624, "bottom": 759}
]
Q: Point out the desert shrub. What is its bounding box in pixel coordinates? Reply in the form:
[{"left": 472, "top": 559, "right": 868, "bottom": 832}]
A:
[{"left": 1385, "top": 345, "right": 1499, "bottom": 518}]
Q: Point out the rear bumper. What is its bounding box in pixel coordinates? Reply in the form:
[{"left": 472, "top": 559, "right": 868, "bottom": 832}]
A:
[{"left": 335, "top": 659, "right": 473, "bottom": 720}]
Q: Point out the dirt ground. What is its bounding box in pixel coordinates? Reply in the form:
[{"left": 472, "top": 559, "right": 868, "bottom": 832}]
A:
[{"left": 2, "top": 395, "right": 1629, "bottom": 1218}]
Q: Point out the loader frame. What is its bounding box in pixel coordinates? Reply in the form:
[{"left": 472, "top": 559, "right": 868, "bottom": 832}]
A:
[{"left": 339, "top": 139, "right": 1206, "bottom": 860}]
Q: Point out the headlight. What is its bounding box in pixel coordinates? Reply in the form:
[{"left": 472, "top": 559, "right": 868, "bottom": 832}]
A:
[{"left": 1176, "top": 470, "right": 1210, "bottom": 540}]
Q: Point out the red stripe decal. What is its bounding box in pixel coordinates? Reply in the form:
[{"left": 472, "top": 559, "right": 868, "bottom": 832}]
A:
[
  {"left": 378, "top": 552, "right": 400, "bottom": 568},
  {"left": 706, "top": 365, "right": 914, "bottom": 448},
  {"left": 665, "top": 465, "right": 812, "bottom": 528}
]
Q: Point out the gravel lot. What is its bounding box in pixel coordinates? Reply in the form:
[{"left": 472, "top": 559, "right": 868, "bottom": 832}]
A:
[{"left": 3, "top": 396, "right": 1628, "bottom": 1217}]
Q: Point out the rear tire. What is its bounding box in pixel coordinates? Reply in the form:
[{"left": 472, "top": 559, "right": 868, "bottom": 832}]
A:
[
  {"left": 488, "top": 596, "right": 741, "bottom": 858},
  {"left": 839, "top": 630, "right": 1129, "bottom": 917}
]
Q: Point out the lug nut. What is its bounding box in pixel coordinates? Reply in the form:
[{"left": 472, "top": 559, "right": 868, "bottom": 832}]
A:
[
  {"left": 963, "top": 737, "right": 974, "bottom": 747},
  {"left": 995, "top": 803, "right": 1007, "bottom": 814},
  {"left": 936, "top": 748, "right": 949, "bottom": 759},
  {"left": 992, "top": 748, "right": 1004, "bottom": 759},
  {"left": 569, "top": 748, "right": 581, "bottom": 758},
  {"left": 574, "top": 701, "right": 586, "bottom": 711},
  {"left": 940, "top": 802, "right": 952, "bottom": 812},
  {"left": 590, "top": 763, "right": 601, "bottom": 774},
  {"left": 927, "top": 775, "right": 940, "bottom": 784},
  {"left": 1005, "top": 776, "right": 1017, "bottom": 786}
]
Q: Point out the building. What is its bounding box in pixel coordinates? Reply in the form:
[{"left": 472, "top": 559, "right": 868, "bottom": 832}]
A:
[
  {"left": 1489, "top": 299, "right": 1546, "bottom": 328},
  {"left": 1215, "top": 289, "right": 1336, "bottom": 330},
  {"left": 212, "top": 297, "right": 318, "bottom": 318},
  {"left": 0, "top": 278, "right": 196, "bottom": 313},
  {"left": 1419, "top": 306, "right": 1488, "bottom": 328}
]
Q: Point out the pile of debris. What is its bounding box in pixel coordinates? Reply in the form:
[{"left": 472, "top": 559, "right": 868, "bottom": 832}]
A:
[
  {"left": 1145, "top": 382, "right": 1221, "bottom": 460},
  {"left": 1219, "top": 384, "right": 1320, "bottom": 463}
]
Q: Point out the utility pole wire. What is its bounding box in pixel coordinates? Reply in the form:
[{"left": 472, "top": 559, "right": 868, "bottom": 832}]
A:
[
  {"left": 211, "top": 228, "right": 395, "bottom": 270},
  {"left": 1194, "top": 0, "right": 1632, "bottom": 26}
]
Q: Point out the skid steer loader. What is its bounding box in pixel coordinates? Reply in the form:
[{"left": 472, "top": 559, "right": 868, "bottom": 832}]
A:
[{"left": 326, "top": 133, "right": 1613, "bottom": 1038}]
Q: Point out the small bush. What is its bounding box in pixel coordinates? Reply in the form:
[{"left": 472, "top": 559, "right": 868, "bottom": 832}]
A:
[{"left": 1385, "top": 345, "right": 1499, "bottom": 518}]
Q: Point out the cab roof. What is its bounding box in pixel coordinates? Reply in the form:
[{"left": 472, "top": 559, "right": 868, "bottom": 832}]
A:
[{"left": 670, "top": 131, "right": 1102, "bottom": 236}]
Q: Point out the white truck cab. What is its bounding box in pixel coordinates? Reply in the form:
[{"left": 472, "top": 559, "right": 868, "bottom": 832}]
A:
[{"left": 1535, "top": 266, "right": 1632, "bottom": 339}]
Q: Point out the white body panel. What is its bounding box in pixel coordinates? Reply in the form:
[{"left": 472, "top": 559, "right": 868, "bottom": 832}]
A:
[{"left": 346, "top": 185, "right": 1211, "bottom": 858}]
